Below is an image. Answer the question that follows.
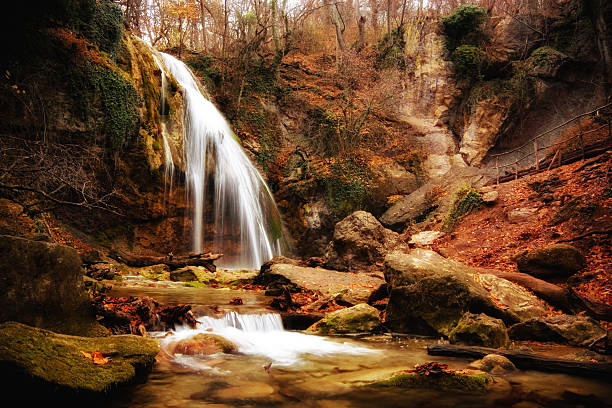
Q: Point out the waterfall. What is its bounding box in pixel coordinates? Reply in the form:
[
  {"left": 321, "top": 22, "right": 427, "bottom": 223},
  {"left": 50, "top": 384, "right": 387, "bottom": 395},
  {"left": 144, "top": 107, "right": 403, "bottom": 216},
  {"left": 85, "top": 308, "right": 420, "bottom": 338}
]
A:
[
  {"left": 162, "top": 312, "right": 376, "bottom": 366},
  {"left": 158, "top": 53, "right": 283, "bottom": 269}
]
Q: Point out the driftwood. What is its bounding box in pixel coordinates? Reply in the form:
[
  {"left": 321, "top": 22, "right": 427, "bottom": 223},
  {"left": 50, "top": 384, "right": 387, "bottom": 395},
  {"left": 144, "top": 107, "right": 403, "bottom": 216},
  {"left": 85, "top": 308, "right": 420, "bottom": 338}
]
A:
[
  {"left": 427, "top": 344, "right": 612, "bottom": 378},
  {"left": 114, "top": 251, "right": 222, "bottom": 272},
  {"left": 484, "top": 270, "right": 612, "bottom": 321}
]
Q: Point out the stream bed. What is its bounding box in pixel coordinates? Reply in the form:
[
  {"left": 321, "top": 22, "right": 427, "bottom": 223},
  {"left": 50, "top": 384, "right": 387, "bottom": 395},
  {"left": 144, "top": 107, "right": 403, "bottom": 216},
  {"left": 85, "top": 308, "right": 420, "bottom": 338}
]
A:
[{"left": 108, "top": 284, "right": 612, "bottom": 408}]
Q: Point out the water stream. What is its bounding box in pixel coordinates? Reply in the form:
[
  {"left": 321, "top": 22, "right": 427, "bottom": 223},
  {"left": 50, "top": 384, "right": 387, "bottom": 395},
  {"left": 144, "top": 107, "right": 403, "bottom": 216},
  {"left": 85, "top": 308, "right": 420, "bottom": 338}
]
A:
[
  {"left": 158, "top": 53, "right": 282, "bottom": 269},
  {"left": 109, "top": 285, "right": 612, "bottom": 408}
]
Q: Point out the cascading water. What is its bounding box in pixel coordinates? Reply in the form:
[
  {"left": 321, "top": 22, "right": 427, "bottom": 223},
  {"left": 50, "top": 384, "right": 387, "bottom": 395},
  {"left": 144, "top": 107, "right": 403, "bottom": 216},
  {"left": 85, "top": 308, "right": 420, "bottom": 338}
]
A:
[
  {"left": 161, "top": 312, "right": 376, "bottom": 367},
  {"left": 159, "top": 53, "right": 283, "bottom": 269}
]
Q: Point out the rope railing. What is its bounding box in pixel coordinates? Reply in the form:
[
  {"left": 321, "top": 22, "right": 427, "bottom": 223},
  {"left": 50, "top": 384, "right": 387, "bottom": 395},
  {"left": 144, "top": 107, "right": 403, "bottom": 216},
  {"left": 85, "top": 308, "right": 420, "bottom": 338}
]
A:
[{"left": 491, "top": 102, "right": 612, "bottom": 184}]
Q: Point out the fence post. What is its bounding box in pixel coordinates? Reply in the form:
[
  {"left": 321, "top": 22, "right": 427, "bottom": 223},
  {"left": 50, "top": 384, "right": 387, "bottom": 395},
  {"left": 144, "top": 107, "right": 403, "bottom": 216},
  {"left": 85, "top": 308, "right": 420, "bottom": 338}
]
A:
[
  {"left": 515, "top": 156, "right": 519, "bottom": 180},
  {"left": 534, "top": 139, "right": 539, "bottom": 171},
  {"left": 579, "top": 134, "right": 585, "bottom": 160},
  {"left": 495, "top": 156, "right": 499, "bottom": 185}
]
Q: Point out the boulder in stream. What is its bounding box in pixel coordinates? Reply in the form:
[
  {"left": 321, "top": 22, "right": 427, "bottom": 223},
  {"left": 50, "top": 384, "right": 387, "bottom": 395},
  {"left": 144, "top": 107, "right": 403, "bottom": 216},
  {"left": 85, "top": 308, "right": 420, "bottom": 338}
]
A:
[
  {"left": 508, "top": 315, "right": 606, "bottom": 346},
  {"left": 306, "top": 303, "right": 382, "bottom": 334},
  {"left": 0, "top": 321, "right": 159, "bottom": 398},
  {"left": 167, "top": 333, "right": 237, "bottom": 355},
  {"left": 449, "top": 312, "right": 509, "bottom": 348}
]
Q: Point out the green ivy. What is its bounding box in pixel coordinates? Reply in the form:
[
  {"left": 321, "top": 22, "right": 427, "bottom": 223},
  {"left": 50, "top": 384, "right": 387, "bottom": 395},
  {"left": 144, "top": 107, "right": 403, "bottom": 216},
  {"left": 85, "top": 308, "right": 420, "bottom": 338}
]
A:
[
  {"left": 442, "top": 4, "right": 488, "bottom": 52},
  {"left": 452, "top": 45, "right": 489, "bottom": 82},
  {"left": 442, "top": 185, "right": 483, "bottom": 232}
]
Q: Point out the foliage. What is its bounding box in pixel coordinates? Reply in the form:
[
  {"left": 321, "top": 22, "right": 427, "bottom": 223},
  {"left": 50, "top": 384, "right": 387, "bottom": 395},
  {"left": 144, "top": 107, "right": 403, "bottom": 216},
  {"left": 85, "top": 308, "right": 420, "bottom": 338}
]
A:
[
  {"left": 315, "top": 159, "right": 371, "bottom": 219},
  {"left": 443, "top": 185, "right": 483, "bottom": 232},
  {"left": 376, "top": 26, "right": 406, "bottom": 70},
  {"left": 186, "top": 54, "right": 221, "bottom": 89},
  {"left": 442, "top": 4, "right": 488, "bottom": 52},
  {"left": 452, "top": 45, "right": 488, "bottom": 82}
]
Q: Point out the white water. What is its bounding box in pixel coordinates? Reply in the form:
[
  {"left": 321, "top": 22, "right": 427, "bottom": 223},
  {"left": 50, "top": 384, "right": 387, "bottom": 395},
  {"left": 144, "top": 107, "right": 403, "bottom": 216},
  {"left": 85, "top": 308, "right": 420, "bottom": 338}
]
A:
[
  {"left": 159, "top": 53, "right": 282, "bottom": 269},
  {"left": 161, "top": 312, "right": 376, "bottom": 367}
]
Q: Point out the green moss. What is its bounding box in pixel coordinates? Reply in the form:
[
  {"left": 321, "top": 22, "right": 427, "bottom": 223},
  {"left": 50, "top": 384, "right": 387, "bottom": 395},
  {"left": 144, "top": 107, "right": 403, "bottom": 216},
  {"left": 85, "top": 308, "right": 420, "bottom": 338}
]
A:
[
  {"left": 375, "top": 372, "right": 491, "bottom": 393},
  {"left": 442, "top": 5, "right": 488, "bottom": 52},
  {"left": 315, "top": 159, "right": 371, "bottom": 220},
  {"left": 0, "top": 322, "right": 159, "bottom": 394},
  {"left": 186, "top": 54, "right": 221, "bottom": 90},
  {"left": 452, "top": 45, "right": 489, "bottom": 82},
  {"left": 442, "top": 185, "right": 483, "bottom": 232}
]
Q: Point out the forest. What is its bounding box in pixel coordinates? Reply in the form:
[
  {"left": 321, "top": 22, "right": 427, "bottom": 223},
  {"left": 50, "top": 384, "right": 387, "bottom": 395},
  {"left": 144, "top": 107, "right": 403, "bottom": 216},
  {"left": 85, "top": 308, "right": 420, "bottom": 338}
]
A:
[{"left": 0, "top": 0, "right": 611, "bottom": 406}]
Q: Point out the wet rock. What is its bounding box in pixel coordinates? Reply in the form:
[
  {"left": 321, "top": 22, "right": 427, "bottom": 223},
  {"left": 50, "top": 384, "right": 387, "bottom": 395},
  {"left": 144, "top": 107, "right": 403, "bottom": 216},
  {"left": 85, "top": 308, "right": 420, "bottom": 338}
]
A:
[
  {"left": 469, "top": 354, "right": 516, "bottom": 373},
  {"left": 0, "top": 322, "right": 159, "bottom": 397},
  {"left": 170, "top": 267, "right": 199, "bottom": 282},
  {"left": 507, "top": 208, "right": 538, "bottom": 223},
  {"left": 513, "top": 244, "right": 585, "bottom": 278},
  {"left": 374, "top": 371, "right": 492, "bottom": 393},
  {"left": 324, "top": 211, "right": 398, "bottom": 272},
  {"left": 168, "top": 333, "right": 237, "bottom": 355},
  {"left": 449, "top": 313, "right": 508, "bottom": 348},
  {"left": 306, "top": 303, "right": 382, "bottom": 334},
  {"left": 508, "top": 315, "right": 606, "bottom": 346}
]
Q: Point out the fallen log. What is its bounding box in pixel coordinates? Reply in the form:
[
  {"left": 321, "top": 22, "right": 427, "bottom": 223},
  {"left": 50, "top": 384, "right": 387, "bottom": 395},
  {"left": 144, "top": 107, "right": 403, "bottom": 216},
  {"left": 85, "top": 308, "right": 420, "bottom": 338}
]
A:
[
  {"left": 114, "top": 251, "right": 222, "bottom": 272},
  {"left": 483, "top": 270, "right": 612, "bottom": 321},
  {"left": 427, "top": 344, "right": 612, "bottom": 378}
]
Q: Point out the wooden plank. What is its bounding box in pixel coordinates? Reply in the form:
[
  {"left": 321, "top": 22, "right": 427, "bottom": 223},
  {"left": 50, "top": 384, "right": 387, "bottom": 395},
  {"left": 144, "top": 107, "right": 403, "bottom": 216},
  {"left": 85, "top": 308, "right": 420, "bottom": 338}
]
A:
[{"left": 427, "top": 344, "right": 612, "bottom": 378}]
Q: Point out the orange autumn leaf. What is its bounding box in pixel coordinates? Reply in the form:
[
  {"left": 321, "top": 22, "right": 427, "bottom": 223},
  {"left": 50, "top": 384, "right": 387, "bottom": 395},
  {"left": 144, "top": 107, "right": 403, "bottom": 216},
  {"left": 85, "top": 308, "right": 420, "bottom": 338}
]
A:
[{"left": 80, "top": 351, "right": 111, "bottom": 365}]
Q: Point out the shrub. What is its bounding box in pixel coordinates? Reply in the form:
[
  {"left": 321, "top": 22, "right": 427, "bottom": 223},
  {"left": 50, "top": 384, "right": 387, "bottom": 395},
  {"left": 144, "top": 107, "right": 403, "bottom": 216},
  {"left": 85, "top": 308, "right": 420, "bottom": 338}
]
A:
[
  {"left": 442, "top": 185, "right": 483, "bottom": 232},
  {"left": 442, "top": 4, "right": 488, "bottom": 51},
  {"left": 452, "top": 45, "right": 488, "bottom": 82},
  {"left": 376, "top": 26, "right": 406, "bottom": 70}
]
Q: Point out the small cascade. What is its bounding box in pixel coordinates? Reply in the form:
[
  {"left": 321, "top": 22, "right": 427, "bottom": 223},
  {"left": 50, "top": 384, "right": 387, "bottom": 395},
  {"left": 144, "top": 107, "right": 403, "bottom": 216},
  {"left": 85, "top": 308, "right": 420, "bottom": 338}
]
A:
[
  {"left": 159, "top": 53, "right": 283, "bottom": 269},
  {"left": 162, "top": 312, "right": 376, "bottom": 367}
]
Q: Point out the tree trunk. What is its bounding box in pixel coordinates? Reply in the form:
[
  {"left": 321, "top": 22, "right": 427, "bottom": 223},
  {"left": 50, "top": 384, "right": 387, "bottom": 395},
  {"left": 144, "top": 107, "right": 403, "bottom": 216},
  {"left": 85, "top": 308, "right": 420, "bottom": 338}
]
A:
[
  {"left": 328, "top": 1, "right": 347, "bottom": 53},
  {"left": 427, "top": 344, "right": 612, "bottom": 378},
  {"left": 113, "top": 251, "right": 222, "bottom": 272}
]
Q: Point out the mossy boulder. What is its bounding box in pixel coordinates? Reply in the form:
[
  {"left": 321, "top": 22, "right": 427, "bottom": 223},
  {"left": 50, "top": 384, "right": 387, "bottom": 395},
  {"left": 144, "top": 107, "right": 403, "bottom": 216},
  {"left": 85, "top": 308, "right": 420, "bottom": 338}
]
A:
[
  {"left": 508, "top": 315, "right": 605, "bottom": 346},
  {"left": 0, "top": 235, "right": 104, "bottom": 336},
  {"left": 469, "top": 354, "right": 516, "bottom": 373},
  {"left": 306, "top": 304, "right": 382, "bottom": 334},
  {"left": 167, "top": 333, "right": 237, "bottom": 355},
  {"left": 170, "top": 267, "right": 199, "bottom": 282},
  {"left": 0, "top": 322, "right": 159, "bottom": 397},
  {"left": 374, "top": 371, "right": 492, "bottom": 394},
  {"left": 513, "top": 244, "right": 585, "bottom": 278},
  {"left": 449, "top": 313, "right": 509, "bottom": 348}
]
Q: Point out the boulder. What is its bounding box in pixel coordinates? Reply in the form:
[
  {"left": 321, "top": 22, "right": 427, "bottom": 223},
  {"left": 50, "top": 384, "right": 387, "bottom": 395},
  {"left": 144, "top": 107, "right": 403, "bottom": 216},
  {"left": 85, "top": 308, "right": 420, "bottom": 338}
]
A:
[
  {"left": 0, "top": 235, "right": 103, "bottom": 336},
  {"left": 513, "top": 244, "right": 586, "bottom": 278},
  {"left": 170, "top": 267, "right": 199, "bottom": 282},
  {"left": 87, "top": 263, "right": 119, "bottom": 280},
  {"left": 0, "top": 322, "right": 159, "bottom": 397},
  {"left": 507, "top": 208, "right": 538, "bottom": 223},
  {"left": 409, "top": 231, "right": 444, "bottom": 246},
  {"left": 508, "top": 315, "right": 606, "bottom": 346},
  {"left": 469, "top": 354, "right": 516, "bottom": 373},
  {"left": 255, "top": 263, "right": 383, "bottom": 304},
  {"left": 306, "top": 303, "right": 381, "bottom": 334},
  {"left": 167, "top": 333, "right": 236, "bottom": 355},
  {"left": 324, "top": 211, "right": 398, "bottom": 271},
  {"left": 383, "top": 249, "right": 546, "bottom": 336},
  {"left": 380, "top": 185, "right": 433, "bottom": 230},
  {"left": 449, "top": 313, "right": 509, "bottom": 348},
  {"left": 481, "top": 190, "right": 499, "bottom": 205},
  {"left": 370, "top": 160, "right": 419, "bottom": 198}
]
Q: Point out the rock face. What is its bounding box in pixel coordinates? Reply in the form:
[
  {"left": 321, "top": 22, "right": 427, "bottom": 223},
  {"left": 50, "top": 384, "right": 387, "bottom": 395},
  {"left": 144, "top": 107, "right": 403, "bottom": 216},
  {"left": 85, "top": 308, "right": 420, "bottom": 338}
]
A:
[
  {"left": 370, "top": 161, "right": 419, "bottom": 198},
  {"left": 0, "top": 235, "right": 100, "bottom": 335},
  {"left": 167, "top": 333, "right": 236, "bottom": 355},
  {"left": 325, "top": 211, "right": 398, "bottom": 271},
  {"left": 513, "top": 244, "right": 586, "bottom": 278},
  {"left": 306, "top": 304, "right": 382, "bottom": 334},
  {"left": 449, "top": 313, "right": 509, "bottom": 348},
  {"left": 508, "top": 315, "right": 606, "bottom": 346},
  {"left": 383, "top": 249, "right": 546, "bottom": 336},
  {"left": 0, "top": 322, "right": 159, "bottom": 397}
]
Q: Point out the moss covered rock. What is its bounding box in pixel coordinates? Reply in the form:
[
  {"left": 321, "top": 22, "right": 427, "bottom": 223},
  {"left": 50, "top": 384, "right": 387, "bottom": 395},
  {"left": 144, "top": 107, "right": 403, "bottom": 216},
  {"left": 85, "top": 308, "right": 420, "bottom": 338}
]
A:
[
  {"left": 513, "top": 244, "right": 585, "bottom": 278},
  {"left": 307, "top": 304, "right": 382, "bottom": 334},
  {"left": 170, "top": 267, "right": 199, "bottom": 282},
  {"left": 0, "top": 322, "right": 159, "bottom": 397},
  {"left": 449, "top": 313, "right": 509, "bottom": 348},
  {"left": 508, "top": 315, "right": 605, "bottom": 346},
  {"left": 469, "top": 354, "right": 516, "bottom": 373},
  {"left": 374, "top": 371, "right": 492, "bottom": 393}
]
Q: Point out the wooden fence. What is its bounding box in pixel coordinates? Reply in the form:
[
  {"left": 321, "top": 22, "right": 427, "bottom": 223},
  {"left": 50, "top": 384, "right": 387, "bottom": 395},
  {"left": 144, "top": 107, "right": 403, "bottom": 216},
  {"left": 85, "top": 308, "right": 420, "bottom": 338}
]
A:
[{"left": 490, "top": 102, "right": 612, "bottom": 185}]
